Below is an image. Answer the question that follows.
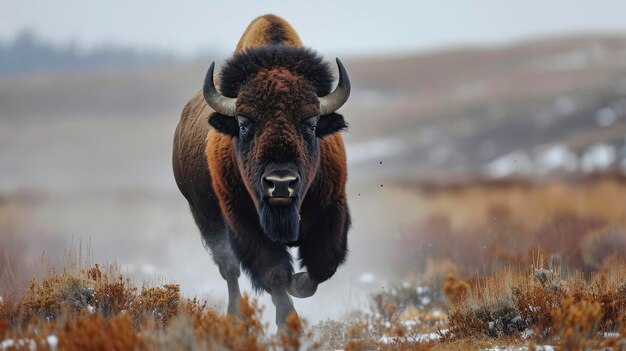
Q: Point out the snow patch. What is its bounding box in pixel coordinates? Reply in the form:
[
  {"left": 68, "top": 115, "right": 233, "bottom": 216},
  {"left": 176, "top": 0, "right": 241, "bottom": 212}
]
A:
[
  {"left": 47, "top": 335, "right": 58, "bottom": 351},
  {"left": 485, "top": 142, "right": 626, "bottom": 178},
  {"left": 604, "top": 332, "right": 620, "bottom": 338},
  {"left": 581, "top": 144, "right": 616, "bottom": 173},
  {"left": 416, "top": 286, "right": 429, "bottom": 294},
  {"left": 379, "top": 329, "right": 445, "bottom": 344},
  {"left": 482, "top": 346, "right": 554, "bottom": 351},
  {"left": 346, "top": 138, "right": 402, "bottom": 164},
  {"left": 400, "top": 319, "right": 419, "bottom": 328},
  {"left": 358, "top": 272, "right": 376, "bottom": 284},
  {"left": 485, "top": 151, "right": 533, "bottom": 178},
  {"left": 536, "top": 145, "right": 577, "bottom": 174},
  {"left": 595, "top": 107, "right": 618, "bottom": 127},
  {"left": 0, "top": 335, "right": 59, "bottom": 351},
  {"left": 1, "top": 338, "right": 36, "bottom": 351}
]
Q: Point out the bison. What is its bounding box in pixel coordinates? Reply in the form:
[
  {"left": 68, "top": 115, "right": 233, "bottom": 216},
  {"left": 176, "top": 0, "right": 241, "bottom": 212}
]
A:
[{"left": 172, "top": 14, "right": 351, "bottom": 328}]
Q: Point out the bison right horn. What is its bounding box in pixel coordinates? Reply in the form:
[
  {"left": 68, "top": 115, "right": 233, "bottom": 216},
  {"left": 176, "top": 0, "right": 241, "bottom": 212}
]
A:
[
  {"left": 318, "top": 58, "right": 351, "bottom": 115},
  {"left": 203, "top": 62, "right": 237, "bottom": 117}
]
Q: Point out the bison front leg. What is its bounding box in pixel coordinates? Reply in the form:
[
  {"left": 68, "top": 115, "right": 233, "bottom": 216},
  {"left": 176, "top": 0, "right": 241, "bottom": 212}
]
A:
[
  {"left": 203, "top": 235, "right": 242, "bottom": 316},
  {"left": 231, "top": 235, "right": 296, "bottom": 329},
  {"left": 295, "top": 201, "right": 350, "bottom": 297},
  {"left": 191, "top": 210, "right": 242, "bottom": 317},
  {"left": 270, "top": 285, "right": 297, "bottom": 331},
  {"left": 210, "top": 232, "right": 242, "bottom": 316}
]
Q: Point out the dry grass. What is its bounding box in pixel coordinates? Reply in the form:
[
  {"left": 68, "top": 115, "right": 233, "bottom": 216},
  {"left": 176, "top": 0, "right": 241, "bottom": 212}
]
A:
[
  {"left": 401, "top": 173, "right": 626, "bottom": 230},
  {"left": 0, "top": 256, "right": 467, "bottom": 350},
  {"left": 0, "top": 261, "right": 316, "bottom": 351},
  {"left": 380, "top": 174, "right": 626, "bottom": 349},
  {"left": 3, "top": 175, "right": 626, "bottom": 349},
  {"left": 392, "top": 174, "right": 626, "bottom": 279},
  {"left": 444, "top": 261, "right": 626, "bottom": 349}
]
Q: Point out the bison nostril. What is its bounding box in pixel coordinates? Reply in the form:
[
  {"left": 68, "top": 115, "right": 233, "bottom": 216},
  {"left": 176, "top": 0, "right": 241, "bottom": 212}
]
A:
[
  {"left": 289, "top": 178, "right": 298, "bottom": 189},
  {"left": 263, "top": 177, "right": 274, "bottom": 192},
  {"left": 262, "top": 170, "right": 299, "bottom": 198}
]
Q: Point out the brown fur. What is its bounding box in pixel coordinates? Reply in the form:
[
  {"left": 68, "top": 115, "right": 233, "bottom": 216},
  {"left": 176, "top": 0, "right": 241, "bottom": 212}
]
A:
[
  {"left": 235, "top": 14, "right": 303, "bottom": 52},
  {"left": 174, "top": 14, "right": 347, "bottom": 236},
  {"left": 173, "top": 14, "right": 349, "bottom": 311}
]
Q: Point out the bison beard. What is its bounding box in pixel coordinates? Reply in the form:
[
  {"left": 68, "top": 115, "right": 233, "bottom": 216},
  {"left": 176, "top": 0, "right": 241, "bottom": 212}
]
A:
[{"left": 258, "top": 200, "right": 300, "bottom": 243}]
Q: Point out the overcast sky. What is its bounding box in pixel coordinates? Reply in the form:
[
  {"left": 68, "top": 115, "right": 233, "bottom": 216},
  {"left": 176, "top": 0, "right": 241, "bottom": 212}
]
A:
[{"left": 3, "top": 0, "right": 626, "bottom": 57}]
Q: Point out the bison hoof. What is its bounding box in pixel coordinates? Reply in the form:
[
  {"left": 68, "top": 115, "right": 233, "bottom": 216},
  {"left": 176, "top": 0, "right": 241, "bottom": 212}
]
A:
[{"left": 287, "top": 272, "right": 318, "bottom": 298}]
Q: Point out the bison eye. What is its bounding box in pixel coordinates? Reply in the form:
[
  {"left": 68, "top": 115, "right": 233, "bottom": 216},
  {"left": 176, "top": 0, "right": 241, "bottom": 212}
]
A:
[
  {"left": 237, "top": 116, "right": 253, "bottom": 136},
  {"left": 303, "top": 116, "right": 318, "bottom": 135}
]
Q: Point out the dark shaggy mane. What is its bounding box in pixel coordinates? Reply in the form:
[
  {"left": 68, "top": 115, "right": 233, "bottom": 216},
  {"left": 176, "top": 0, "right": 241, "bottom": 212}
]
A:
[{"left": 219, "top": 45, "right": 334, "bottom": 98}]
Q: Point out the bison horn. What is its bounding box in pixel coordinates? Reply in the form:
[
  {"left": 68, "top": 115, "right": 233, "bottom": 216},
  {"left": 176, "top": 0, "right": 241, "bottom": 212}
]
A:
[
  {"left": 319, "top": 58, "right": 351, "bottom": 115},
  {"left": 203, "top": 62, "right": 237, "bottom": 117}
]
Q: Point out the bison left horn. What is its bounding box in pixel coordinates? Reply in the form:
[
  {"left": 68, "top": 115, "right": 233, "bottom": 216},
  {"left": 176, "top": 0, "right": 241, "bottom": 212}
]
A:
[
  {"left": 319, "top": 58, "right": 351, "bottom": 115},
  {"left": 203, "top": 62, "right": 237, "bottom": 117}
]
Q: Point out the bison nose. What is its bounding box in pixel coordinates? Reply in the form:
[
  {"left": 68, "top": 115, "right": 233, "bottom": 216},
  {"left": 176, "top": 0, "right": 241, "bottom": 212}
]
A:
[{"left": 262, "top": 170, "right": 299, "bottom": 199}]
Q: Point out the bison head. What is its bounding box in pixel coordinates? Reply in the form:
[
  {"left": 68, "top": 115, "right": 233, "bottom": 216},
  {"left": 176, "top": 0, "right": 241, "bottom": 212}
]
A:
[{"left": 204, "top": 46, "right": 350, "bottom": 243}]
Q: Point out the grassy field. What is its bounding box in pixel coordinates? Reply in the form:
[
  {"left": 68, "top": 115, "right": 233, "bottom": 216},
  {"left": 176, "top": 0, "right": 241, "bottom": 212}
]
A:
[
  {"left": 3, "top": 34, "right": 626, "bottom": 350},
  {"left": 2, "top": 174, "right": 626, "bottom": 350}
]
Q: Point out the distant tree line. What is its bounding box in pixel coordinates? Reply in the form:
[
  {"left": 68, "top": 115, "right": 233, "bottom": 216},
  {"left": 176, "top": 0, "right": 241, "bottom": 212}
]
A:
[{"left": 0, "top": 30, "right": 176, "bottom": 77}]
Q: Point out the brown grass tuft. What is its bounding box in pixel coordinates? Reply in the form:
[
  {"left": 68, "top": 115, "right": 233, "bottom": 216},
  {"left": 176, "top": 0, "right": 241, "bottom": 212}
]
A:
[
  {"left": 59, "top": 314, "right": 145, "bottom": 351},
  {"left": 552, "top": 297, "right": 602, "bottom": 350},
  {"left": 443, "top": 275, "right": 469, "bottom": 307},
  {"left": 133, "top": 284, "right": 180, "bottom": 327}
]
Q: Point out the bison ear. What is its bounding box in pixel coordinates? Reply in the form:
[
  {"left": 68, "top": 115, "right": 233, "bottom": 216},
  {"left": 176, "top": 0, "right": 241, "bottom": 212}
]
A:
[
  {"left": 209, "top": 113, "right": 238, "bottom": 137},
  {"left": 317, "top": 113, "right": 348, "bottom": 138}
]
